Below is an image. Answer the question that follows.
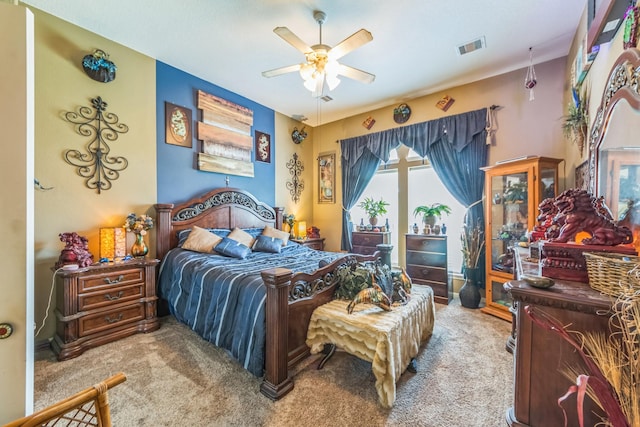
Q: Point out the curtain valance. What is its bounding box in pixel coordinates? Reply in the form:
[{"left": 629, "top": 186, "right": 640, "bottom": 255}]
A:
[{"left": 339, "top": 107, "right": 487, "bottom": 166}]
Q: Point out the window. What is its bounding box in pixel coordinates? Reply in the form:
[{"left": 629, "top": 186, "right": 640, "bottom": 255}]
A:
[{"left": 351, "top": 146, "right": 465, "bottom": 273}]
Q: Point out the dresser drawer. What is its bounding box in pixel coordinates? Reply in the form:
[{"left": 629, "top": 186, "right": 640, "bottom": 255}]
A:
[
  {"left": 406, "top": 251, "right": 446, "bottom": 268},
  {"left": 78, "top": 304, "right": 145, "bottom": 337},
  {"left": 352, "top": 245, "right": 377, "bottom": 255},
  {"left": 406, "top": 264, "right": 447, "bottom": 283},
  {"left": 352, "top": 233, "right": 385, "bottom": 246},
  {"left": 413, "top": 279, "right": 448, "bottom": 298},
  {"left": 406, "top": 236, "right": 446, "bottom": 253},
  {"left": 78, "top": 268, "right": 145, "bottom": 293},
  {"left": 78, "top": 283, "right": 144, "bottom": 311}
]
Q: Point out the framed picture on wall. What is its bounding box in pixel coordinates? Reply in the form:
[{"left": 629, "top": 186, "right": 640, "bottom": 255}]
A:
[
  {"left": 318, "top": 151, "right": 335, "bottom": 204},
  {"left": 165, "top": 102, "right": 192, "bottom": 148},
  {"left": 255, "top": 131, "right": 271, "bottom": 163}
]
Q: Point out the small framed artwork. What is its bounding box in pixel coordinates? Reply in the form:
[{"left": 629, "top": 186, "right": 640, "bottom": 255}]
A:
[
  {"left": 575, "top": 160, "right": 589, "bottom": 191},
  {"left": 255, "top": 131, "right": 271, "bottom": 163},
  {"left": 165, "top": 102, "right": 192, "bottom": 148},
  {"left": 318, "top": 151, "right": 335, "bottom": 204}
]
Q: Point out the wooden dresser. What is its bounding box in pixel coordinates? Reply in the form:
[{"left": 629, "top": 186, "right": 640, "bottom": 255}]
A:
[
  {"left": 504, "top": 279, "right": 611, "bottom": 427},
  {"left": 351, "top": 231, "right": 390, "bottom": 255},
  {"left": 52, "top": 258, "right": 160, "bottom": 361},
  {"left": 405, "top": 234, "right": 451, "bottom": 304}
]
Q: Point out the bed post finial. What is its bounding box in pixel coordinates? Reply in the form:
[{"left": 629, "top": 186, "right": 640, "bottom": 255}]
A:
[{"left": 225, "top": 176, "right": 230, "bottom": 186}]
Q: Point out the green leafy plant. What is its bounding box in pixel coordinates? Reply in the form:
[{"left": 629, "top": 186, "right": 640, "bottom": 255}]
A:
[
  {"left": 358, "top": 197, "right": 389, "bottom": 221},
  {"left": 503, "top": 182, "right": 528, "bottom": 203},
  {"left": 562, "top": 87, "right": 588, "bottom": 156},
  {"left": 413, "top": 203, "right": 451, "bottom": 226}
]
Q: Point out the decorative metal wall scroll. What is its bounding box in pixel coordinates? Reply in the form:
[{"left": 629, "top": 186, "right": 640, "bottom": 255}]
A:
[
  {"left": 63, "top": 97, "right": 129, "bottom": 194},
  {"left": 286, "top": 152, "right": 304, "bottom": 203}
]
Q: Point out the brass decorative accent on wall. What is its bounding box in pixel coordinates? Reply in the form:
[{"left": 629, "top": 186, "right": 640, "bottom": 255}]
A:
[
  {"left": 286, "top": 152, "right": 304, "bottom": 203},
  {"left": 63, "top": 97, "right": 129, "bottom": 194}
]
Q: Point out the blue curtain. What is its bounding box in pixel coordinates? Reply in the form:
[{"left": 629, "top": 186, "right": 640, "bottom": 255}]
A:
[{"left": 339, "top": 108, "right": 488, "bottom": 255}]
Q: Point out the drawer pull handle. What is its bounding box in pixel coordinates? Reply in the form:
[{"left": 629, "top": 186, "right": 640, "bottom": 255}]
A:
[
  {"left": 421, "top": 268, "right": 430, "bottom": 275},
  {"left": 104, "top": 313, "right": 123, "bottom": 324},
  {"left": 104, "top": 291, "right": 124, "bottom": 301},
  {"left": 104, "top": 275, "right": 124, "bottom": 284}
]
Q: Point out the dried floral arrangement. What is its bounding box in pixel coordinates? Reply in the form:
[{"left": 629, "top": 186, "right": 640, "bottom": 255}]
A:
[{"left": 461, "top": 220, "right": 485, "bottom": 269}]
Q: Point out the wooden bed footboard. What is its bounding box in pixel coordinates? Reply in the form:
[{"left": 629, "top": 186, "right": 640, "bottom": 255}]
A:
[{"left": 260, "top": 252, "right": 380, "bottom": 401}]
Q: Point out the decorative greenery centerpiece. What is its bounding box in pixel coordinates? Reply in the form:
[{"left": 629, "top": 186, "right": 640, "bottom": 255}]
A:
[
  {"left": 562, "top": 87, "right": 588, "bottom": 156},
  {"left": 358, "top": 197, "right": 389, "bottom": 225},
  {"left": 413, "top": 203, "right": 451, "bottom": 227},
  {"left": 460, "top": 221, "right": 485, "bottom": 269},
  {"left": 503, "top": 181, "right": 528, "bottom": 204}
]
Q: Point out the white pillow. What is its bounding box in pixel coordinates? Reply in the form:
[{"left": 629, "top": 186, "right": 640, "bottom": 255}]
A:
[{"left": 181, "top": 226, "right": 222, "bottom": 253}]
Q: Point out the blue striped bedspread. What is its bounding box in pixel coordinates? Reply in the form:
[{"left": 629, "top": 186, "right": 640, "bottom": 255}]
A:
[{"left": 157, "top": 243, "right": 344, "bottom": 377}]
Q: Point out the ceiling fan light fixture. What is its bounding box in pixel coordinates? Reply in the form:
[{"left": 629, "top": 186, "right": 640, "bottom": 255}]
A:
[
  {"left": 304, "top": 76, "right": 320, "bottom": 92},
  {"left": 326, "top": 73, "right": 341, "bottom": 91},
  {"left": 299, "top": 63, "right": 314, "bottom": 80}
]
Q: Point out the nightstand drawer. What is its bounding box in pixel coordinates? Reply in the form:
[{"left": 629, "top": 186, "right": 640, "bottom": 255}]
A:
[
  {"left": 352, "top": 233, "right": 385, "bottom": 246},
  {"left": 78, "top": 268, "right": 145, "bottom": 292},
  {"left": 406, "top": 264, "right": 447, "bottom": 283},
  {"left": 78, "top": 283, "right": 144, "bottom": 311},
  {"left": 406, "top": 236, "right": 446, "bottom": 253},
  {"left": 406, "top": 251, "right": 446, "bottom": 268},
  {"left": 79, "top": 304, "right": 145, "bottom": 337}
]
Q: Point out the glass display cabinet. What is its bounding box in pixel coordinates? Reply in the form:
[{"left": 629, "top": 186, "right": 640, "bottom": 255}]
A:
[{"left": 480, "top": 156, "right": 562, "bottom": 321}]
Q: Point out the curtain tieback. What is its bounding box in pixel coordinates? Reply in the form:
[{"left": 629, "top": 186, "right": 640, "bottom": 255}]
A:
[{"left": 467, "top": 199, "right": 483, "bottom": 209}]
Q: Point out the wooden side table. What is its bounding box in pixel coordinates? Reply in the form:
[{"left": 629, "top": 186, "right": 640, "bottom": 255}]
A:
[
  {"left": 51, "top": 258, "right": 160, "bottom": 361},
  {"left": 291, "top": 237, "right": 325, "bottom": 251}
]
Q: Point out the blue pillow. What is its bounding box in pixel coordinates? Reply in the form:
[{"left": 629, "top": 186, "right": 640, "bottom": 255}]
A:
[
  {"left": 252, "top": 235, "right": 283, "bottom": 253},
  {"left": 215, "top": 237, "right": 251, "bottom": 259}
]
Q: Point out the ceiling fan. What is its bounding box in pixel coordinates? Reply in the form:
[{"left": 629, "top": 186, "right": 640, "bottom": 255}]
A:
[{"left": 262, "top": 10, "right": 375, "bottom": 97}]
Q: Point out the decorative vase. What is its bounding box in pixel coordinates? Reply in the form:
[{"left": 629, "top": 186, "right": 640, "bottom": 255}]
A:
[
  {"left": 433, "top": 224, "right": 441, "bottom": 235},
  {"left": 459, "top": 267, "right": 482, "bottom": 309},
  {"left": 413, "top": 223, "right": 419, "bottom": 234},
  {"left": 131, "top": 233, "right": 148, "bottom": 258}
]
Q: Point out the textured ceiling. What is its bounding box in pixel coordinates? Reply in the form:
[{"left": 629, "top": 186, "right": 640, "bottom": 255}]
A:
[{"left": 21, "top": 0, "right": 587, "bottom": 126}]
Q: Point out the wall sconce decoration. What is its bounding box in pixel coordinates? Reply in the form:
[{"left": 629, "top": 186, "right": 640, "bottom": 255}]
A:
[
  {"left": 99, "top": 227, "right": 127, "bottom": 261},
  {"left": 393, "top": 103, "right": 411, "bottom": 124},
  {"left": 82, "top": 49, "right": 117, "bottom": 83},
  {"left": 63, "top": 96, "right": 129, "bottom": 194},
  {"left": 291, "top": 127, "right": 307, "bottom": 144},
  {"left": 286, "top": 152, "right": 304, "bottom": 203},
  {"left": 435, "top": 95, "right": 455, "bottom": 111},
  {"left": 362, "top": 116, "right": 376, "bottom": 130}
]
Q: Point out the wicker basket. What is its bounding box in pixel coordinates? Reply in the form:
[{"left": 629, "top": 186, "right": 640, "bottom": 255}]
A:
[{"left": 584, "top": 252, "right": 640, "bottom": 296}]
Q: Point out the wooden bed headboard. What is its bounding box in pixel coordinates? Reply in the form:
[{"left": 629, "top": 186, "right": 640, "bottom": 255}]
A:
[{"left": 154, "top": 187, "right": 283, "bottom": 261}]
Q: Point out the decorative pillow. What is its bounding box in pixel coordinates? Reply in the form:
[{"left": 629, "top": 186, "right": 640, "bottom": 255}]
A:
[
  {"left": 181, "top": 226, "right": 222, "bottom": 253},
  {"left": 262, "top": 225, "right": 290, "bottom": 246},
  {"left": 215, "top": 237, "right": 251, "bottom": 259},
  {"left": 252, "top": 235, "right": 283, "bottom": 253},
  {"left": 228, "top": 227, "right": 256, "bottom": 248},
  {"left": 177, "top": 228, "right": 230, "bottom": 246}
]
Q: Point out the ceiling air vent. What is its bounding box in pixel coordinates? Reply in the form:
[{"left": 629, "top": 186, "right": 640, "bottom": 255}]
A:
[
  {"left": 457, "top": 36, "right": 486, "bottom": 56},
  {"left": 321, "top": 95, "right": 333, "bottom": 102}
]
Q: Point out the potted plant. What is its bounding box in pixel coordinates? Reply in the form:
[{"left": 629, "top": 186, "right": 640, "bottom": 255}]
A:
[
  {"left": 358, "top": 197, "right": 389, "bottom": 226},
  {"left": 459, "top": 221, "right": 485, "bottom": 308},
  {"left": 413, "top": 203, "right": 451, "bottom": 228},
  {"left": 562, "top": 87, "right": 588, "bottom": 156},
  {"left": 503, "top": 181, "right": 527, "bottom": 204}
]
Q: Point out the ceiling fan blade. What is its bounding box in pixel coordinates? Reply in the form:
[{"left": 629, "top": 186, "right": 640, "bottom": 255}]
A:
[
  {"left": 273, "top": 27, "right": 313, "bottom": 54},
  {"left": 328, "top": 29, "right": 373, "bottom": 60},
  {"left": 337, "top": 64, "right": 375, "bottom": 84},
  {"left": 262, "top": 64, "right": 301, "bottom": 78}
]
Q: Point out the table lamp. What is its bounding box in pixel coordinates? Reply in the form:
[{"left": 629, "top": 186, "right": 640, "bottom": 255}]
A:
[
  {"left": 297, "top": 221, "right": 307, "bottom": 239},
  {"left": 99, "top": 227, "right": 126, "bottom": 261}
]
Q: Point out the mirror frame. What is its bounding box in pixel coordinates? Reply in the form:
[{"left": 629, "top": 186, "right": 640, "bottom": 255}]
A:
[{"left": 588, "top": 48, "right": 640, "bottom": 194}]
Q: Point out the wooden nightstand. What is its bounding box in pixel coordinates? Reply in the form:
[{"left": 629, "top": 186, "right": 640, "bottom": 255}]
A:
[
  {"left": 51, "top": 258, "right": 160, "bottom": 361},
  {"left": 291, "top": 237, "right": 325, "bottom": 251}
]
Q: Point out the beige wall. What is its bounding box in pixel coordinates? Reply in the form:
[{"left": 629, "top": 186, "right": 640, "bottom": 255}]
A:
[
  {"left": 310, "top": 57, "right": 567, "bottom": 252},
  {"left": 32, "top": 9, "right": 157, "bottom": 339},
  {"left": 0, "top": 5, "right": 34, "bottom": 422}
]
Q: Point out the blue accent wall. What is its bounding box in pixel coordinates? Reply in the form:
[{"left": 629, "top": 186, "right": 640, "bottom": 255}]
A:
[{"left": 156, "top": 61, "right": 275, "bottom": 206}]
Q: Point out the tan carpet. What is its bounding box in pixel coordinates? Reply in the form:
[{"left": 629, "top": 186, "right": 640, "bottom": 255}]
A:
[{"left": 34, "top": 300, "right": 513, "bottom": 427}]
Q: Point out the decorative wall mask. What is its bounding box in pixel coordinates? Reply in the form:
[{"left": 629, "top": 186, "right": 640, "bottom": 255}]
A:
[
  {"left": 291, "top": 127, "right": 307, "bottom": 144},
  {"left": 82, "top": 49, "right": 117, "bottom": 83},
  {"left": 63, "top": 97, "right": 129, "bottom": 193},
  {"left": 286, "top": 152, "right": 304, "bottom": 203}
]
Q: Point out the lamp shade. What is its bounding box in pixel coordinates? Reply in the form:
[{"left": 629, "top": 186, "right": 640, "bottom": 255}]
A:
[
  {"left": 297, "top": 221, "right": 307, "bottom": 239},
  {"left": 99, "top": 227, "right": 126, "bottom": 260}
]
